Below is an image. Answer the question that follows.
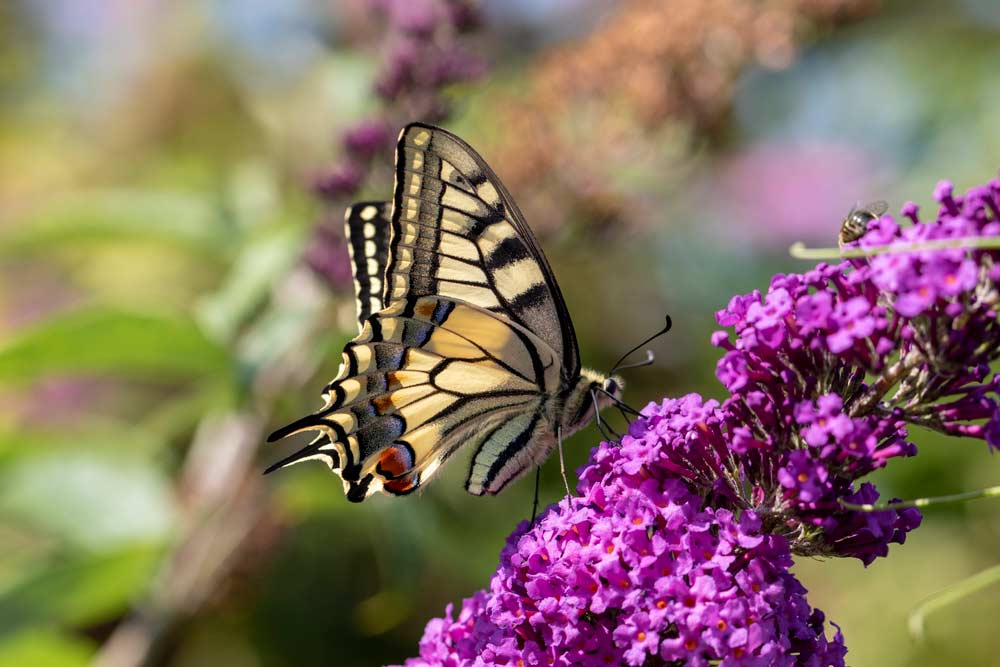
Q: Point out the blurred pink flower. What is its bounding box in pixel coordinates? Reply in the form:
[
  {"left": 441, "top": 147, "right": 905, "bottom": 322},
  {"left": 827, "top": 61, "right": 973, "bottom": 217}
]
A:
[{"left": 713, "top": 142, "right": 888, "bottom": 248}]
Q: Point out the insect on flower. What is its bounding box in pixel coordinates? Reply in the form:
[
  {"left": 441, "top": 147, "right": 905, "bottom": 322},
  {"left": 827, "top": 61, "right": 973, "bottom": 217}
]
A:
[{"left": 838, "top": 199, "right": 888, "bottom": 246}]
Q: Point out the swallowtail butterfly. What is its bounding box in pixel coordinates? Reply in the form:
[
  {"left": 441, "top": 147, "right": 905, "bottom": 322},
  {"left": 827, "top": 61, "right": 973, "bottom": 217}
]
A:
[{"left": 267, "top": 123, "right": 623, "bottom": 501}]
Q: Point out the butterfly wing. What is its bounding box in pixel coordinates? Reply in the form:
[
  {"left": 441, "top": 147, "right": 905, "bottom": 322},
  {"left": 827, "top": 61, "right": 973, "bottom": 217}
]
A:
[
  {"left": 385, "top": 123, "right": 581, "bottom": 381},
  {"left": 266, "top": 295, "right": 561, "bottom": 500},
  {"left": 344, "top": 201, "right": 391, "bottom": 332}
]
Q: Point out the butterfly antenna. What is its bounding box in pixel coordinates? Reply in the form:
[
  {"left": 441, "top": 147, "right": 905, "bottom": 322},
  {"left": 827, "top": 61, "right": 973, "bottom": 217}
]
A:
[
  {"left": 610, "top": 315, "right": 672, "bottom": 376},
  {"left": 613, "top": 349, "right": 656, "bottom": 373}
]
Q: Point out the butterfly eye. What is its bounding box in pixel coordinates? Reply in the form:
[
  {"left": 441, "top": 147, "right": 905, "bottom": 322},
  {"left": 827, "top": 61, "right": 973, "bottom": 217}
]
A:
[{"left": 604, "top": 378, "right": 619, "bottom": 395}]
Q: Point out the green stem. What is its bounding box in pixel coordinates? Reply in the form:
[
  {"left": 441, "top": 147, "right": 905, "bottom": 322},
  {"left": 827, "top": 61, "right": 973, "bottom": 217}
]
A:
[
  {"left": 908, "top": 563, "right": 1000, "bottom": 641},
  {"left": 789, "top": 235, "right": 1000, "bottom": 260},
  {"left": 840, "top": 485, "right": 1000, "bottom": 511}
]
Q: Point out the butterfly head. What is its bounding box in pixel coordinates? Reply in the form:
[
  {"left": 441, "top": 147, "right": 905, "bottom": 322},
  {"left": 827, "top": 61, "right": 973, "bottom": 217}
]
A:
[{"left": 561, "top": 368, "right": 625, "bottom": 436}]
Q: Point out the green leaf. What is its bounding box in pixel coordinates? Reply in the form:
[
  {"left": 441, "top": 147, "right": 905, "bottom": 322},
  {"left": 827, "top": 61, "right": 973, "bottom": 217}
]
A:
[
  {"left": 0, "top": 628, "right": 94, "bottom": 667},
  {"left": 0, "top": 449, "right": 176, "bottom": 550},
  {"left": 0, "top": 308, "right": 232, "bottom": 385},
  {"left": 196, "top": 225, "right": 305, "bottom": 341},
  {"left": 0, "top": 543, "right": 161, "bottom": 634},
  {"left": 0, "top": 428, "right": 165, "bottom": 464},
  {"left": 0, "top": 189, "right": 230, "bottom": 258}
]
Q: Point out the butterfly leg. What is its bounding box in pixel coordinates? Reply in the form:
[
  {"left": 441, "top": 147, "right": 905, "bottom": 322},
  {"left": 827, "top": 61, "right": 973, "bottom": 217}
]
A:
[
  {"left": 590, "top": 389, "right": 613, "bottom": 442},
  {"left": 530, "top": 465, "right": 541, "bottom": 525},
  {"left": 556, "top": 425, "right": 572, "bottom": 498}
]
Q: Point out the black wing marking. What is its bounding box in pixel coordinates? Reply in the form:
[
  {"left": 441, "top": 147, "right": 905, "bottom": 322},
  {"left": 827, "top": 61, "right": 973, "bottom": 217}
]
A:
[
  {"left": 384, "top": 123, "right": 581, "bottom": 381},
  {"left": 345, "top": 201, "right": 392, "bottom": 331}
]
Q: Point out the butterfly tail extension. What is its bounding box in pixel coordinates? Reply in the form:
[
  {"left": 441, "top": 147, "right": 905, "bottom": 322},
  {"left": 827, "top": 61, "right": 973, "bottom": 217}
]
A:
[{"left": 262, "top": 434, "right": 338, "bottom": 475}]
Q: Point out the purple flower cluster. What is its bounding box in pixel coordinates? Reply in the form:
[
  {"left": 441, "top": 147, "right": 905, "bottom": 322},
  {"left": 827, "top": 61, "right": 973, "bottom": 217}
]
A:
[
  {"left": 396, "top": 426, "right": 847, "bottom": 667},
  {"left": 626, "top": 394, "right": 920, "bottom": 565},
  {"left": 698, "top": 174, "right": 1000, "bottom": 562},
  {"left": 393, "top": 172, "right": 1000, "bottom": 665},
  {"left": 308, "top": 0, "right": 486, "bottom": 288}
]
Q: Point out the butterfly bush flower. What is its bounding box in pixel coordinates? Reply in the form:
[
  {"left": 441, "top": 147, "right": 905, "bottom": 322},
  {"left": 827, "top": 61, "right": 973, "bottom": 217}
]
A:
[
  {"left": 394, "top": 172, "right": 1000, "bottom": 665},
  {"left": 396, "top": 446, "right": 846, "bottom": 667},
  {"left": 702, "top": 175, "right": 1000, "bottom": 563}
]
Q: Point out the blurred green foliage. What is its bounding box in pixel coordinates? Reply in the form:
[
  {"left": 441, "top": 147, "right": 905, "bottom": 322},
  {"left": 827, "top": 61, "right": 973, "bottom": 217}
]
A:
[{"left": 0, "top": 1, "right": 998, "bottom": 666}]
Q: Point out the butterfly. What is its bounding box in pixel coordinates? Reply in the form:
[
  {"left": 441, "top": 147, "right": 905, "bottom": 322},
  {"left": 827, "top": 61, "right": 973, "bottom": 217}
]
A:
[
  {"left": 839, "top": 200, "right": 888, "bottom": 246},
  {"left": 266, "top": 123, "right": 624, "bottom": 502}
]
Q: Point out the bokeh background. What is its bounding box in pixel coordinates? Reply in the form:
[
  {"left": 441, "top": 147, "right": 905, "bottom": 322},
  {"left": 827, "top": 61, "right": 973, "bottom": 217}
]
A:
[{"left": 1, "top": 1, "right": 999, "bottom": 665}]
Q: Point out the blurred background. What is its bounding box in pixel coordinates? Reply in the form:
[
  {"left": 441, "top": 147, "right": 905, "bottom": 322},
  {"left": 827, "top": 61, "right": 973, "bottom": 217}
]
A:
[{"left": 1, "top": 1, "right": 999, "bottom": 665}]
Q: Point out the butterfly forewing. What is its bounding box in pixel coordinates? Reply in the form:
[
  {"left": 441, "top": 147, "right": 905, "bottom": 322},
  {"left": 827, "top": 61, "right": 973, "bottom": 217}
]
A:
[
  {"left": 387, "top": 123, "right": 580, "bottom": 380},
  {"left": 344, "top": 201, "right": 392, "bottom": 331}
]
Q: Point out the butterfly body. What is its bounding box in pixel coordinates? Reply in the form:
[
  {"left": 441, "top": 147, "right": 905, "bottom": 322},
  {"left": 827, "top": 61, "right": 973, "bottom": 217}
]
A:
[{"left": 268, "top": 123, "right": 622, "bottom": 501}]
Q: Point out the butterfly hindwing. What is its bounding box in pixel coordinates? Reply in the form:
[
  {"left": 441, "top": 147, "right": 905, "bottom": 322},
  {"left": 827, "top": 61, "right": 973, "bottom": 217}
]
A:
[
  {"left": 267, "top": 295, "right": 561, "bottom": 500},
  {"left": 344, "top": 201, "right": 392, "bottom": 331},
  {"left": 386, "top": 123, "right": 581, "bottom": 381}
]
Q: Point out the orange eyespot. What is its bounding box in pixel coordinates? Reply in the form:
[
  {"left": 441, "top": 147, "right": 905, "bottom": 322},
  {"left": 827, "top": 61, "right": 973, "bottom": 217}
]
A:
[
  {"left": 376, "top": 445, "right": 414, "bottom": 478},
  {"left": 373, "top": 395, "right": 394, "bottom": 414},
  {"left": 387, "top": 372, "right": 403, "bottom": 390},
  {"left": 414, "top": 299, "right": 436, "bottom": 319}
]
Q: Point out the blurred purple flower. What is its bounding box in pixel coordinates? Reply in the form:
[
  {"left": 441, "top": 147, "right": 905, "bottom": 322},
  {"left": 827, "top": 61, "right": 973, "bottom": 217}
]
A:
[
  {"left": 304, "top": 218, "right": 354, "bottom": 289},
  {"left": 310, "top": 162, "right": 364, "bottom": 200},
  {"left": 342, "top": 119, "right": 393, "bottom": 160},
  {"left": 307, "top": 0, "right": 488, "bottom": 291}
]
